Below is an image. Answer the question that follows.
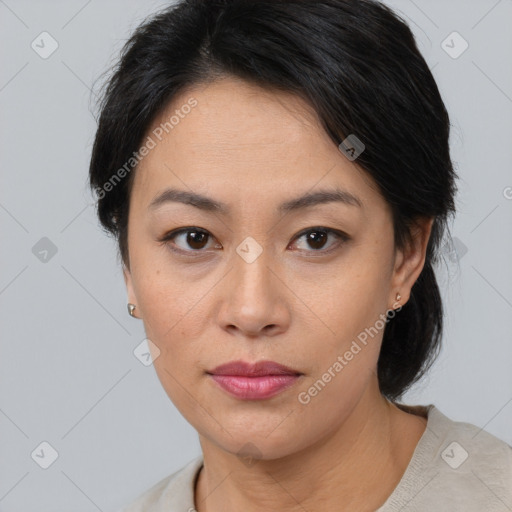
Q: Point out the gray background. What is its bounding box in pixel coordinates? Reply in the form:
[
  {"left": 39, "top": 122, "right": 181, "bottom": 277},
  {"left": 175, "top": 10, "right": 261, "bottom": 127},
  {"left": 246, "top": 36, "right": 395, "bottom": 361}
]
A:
[{"left": 1, "top": 0, "right": 511, "bottom": 510}]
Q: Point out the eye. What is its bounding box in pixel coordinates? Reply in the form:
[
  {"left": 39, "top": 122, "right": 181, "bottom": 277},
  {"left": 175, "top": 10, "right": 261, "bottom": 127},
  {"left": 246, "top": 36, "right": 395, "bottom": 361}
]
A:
[
  {"left": 159, "top": 227, "right": 221, "bottom": 255},
  {"left": 158, "top": 226, "right": 349, "bottom": 257},
  {"left": 289, "top": 227, "right": 348, "bottom": 254}
]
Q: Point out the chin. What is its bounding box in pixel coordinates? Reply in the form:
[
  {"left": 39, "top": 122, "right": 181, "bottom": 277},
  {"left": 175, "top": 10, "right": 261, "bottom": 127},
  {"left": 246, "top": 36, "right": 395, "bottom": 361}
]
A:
[{"left": 198, "top": 414, "right": 312, "bottom": 462}]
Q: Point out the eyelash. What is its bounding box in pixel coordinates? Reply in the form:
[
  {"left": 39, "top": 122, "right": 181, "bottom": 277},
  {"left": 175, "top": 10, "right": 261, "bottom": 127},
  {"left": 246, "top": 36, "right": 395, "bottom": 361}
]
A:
[{"left": 158, "top": 226, "right": 349, "bottom": 257}]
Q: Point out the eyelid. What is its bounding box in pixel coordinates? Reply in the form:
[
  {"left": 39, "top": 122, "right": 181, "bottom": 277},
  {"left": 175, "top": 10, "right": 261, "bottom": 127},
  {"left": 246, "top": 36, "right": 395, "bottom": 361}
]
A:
[
  {"left": 158, "top": 226, "right": 349, "bottom": 256},
  {"left": 289, "top": 226, "right": 349, "bottom": 254},
  {"left": 158, "top": 227, "right": 220, "bottom": 256}
]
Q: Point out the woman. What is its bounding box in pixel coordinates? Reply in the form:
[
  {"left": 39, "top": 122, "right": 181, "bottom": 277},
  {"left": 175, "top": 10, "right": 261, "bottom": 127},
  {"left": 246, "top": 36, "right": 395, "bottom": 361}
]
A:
[{"left": 89, "top": 0, "right": 512, "bottom": 510}]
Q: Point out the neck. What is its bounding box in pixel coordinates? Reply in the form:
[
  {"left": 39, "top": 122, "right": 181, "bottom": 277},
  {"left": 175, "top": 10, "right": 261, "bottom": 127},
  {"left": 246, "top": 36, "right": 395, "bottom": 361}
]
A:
[{"left": 195, "top": 382, "right": 427, "bottom": 512}]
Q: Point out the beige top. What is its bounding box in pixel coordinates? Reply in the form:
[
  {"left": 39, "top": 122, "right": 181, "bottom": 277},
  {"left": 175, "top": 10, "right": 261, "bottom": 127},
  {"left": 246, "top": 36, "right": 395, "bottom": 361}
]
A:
[{"left": 119, "top": 404, "right": 512, "bottom": 511}]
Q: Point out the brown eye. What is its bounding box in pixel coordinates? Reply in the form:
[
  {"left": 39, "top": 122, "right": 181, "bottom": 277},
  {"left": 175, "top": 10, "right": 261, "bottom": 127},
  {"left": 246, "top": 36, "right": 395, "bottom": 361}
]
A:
[
  {"left": 184, "top": 230, "right": 209, "bottom": 250},
  {"left": 160, "top": 227, "right": 221, "bottom": 253},
  {"left": 290, "top": 227, "right": 348, "bottom": 253},
  {"left": 305, "top": 230, "right": 328, "bottom": 250}
]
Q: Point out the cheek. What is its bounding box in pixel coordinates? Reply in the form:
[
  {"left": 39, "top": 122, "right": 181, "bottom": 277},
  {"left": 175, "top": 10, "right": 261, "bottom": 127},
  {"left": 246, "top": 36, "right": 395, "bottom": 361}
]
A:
[
  {"left": 131, "top": 251, "right": 207, "bottom": 341},
  {"left": 131, "top": 260, "right": 215, "bottom": 374},
  {"left": 293, "top": 300, "right": 385, "bottom": 432},
  {"left": 298, "top": 257, "right": 391, "bottom": 348},
  {"left": 290, "top": 250, "right": 393, "bottom": 408},
  {"left": 135, "top": 271, "right": 208, "bottom": 413}
]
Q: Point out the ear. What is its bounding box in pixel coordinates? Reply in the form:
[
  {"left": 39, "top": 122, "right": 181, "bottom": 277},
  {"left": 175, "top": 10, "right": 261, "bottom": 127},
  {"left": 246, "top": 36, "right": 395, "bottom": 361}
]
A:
[
  {"left": 389, "top": 216, "right": 434, "bottom": 308},
  {"left": 123, "top": 263, "right": 140, "bottom": 319}
]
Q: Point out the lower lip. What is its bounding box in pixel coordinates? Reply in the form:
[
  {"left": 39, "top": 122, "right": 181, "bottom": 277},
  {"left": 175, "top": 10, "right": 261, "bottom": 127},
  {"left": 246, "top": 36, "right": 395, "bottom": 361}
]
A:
[{"left": 209, "top": 374, "right": 300, "bottom": 400}]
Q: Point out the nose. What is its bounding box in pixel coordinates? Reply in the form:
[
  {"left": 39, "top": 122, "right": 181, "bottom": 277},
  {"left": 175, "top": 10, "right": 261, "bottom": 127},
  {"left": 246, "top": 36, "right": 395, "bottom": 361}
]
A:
[{"left": 216, "top": 249, "right": 291, "bottom": 338}]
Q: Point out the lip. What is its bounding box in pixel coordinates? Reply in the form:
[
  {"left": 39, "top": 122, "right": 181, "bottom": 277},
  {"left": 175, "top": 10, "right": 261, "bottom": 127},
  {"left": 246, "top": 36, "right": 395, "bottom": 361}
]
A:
[
  {"left": 207, "top": 360, "right": 302, "bottom": 400},
  {"left": 209, "top": 360, "right": 300, "bottom": 377}
]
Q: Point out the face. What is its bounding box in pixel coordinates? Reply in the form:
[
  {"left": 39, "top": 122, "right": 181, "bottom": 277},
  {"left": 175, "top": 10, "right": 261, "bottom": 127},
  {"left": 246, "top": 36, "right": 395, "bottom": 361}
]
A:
[{"left": 123, "top": 76, "right": 432, "bottom": 459}]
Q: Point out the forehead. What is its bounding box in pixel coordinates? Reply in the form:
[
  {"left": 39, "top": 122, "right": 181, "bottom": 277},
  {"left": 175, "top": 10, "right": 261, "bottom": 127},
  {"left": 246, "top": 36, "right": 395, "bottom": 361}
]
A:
[
  {"left": 145, "top": 77, "right": 327, "bottom": 166},
  {"left": 132, "top": 77, "right": 384, "bottom": 215}
]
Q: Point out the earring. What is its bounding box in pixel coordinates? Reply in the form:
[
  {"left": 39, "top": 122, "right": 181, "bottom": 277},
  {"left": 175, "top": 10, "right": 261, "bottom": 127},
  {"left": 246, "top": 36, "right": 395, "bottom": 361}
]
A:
[
  {"left": 393, "top": 292, "right": 402, "bottom": 310},
  {"left": 127, "top": 303, "right": 137, "bottom": 317}
]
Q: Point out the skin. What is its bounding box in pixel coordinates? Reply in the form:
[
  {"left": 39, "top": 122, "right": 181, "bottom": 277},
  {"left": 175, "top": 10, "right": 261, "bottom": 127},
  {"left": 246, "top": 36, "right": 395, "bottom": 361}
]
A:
[{"left": 123, "top": 76, "right": 433, "bottom": 511}]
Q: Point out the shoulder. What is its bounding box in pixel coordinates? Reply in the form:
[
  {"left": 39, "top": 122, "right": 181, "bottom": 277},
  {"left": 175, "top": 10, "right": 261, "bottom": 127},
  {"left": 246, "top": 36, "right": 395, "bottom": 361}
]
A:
[
  {"left": 429, "top": 405, "right": 512, "bottom": 509},
  {"left": 382, "top": 404, "right": 512, "bottom": 511},
  {"left": 118, "top": 456, "right": 204, "bottom": 512},
  {"left": 428, "top": 405, "right": 512, "bottom": 476}
]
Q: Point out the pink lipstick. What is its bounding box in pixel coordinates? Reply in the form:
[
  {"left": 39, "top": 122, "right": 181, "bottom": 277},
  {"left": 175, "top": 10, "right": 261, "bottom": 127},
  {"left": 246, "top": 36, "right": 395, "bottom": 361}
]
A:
[{"left": 207, "top": 360, "right": 302, "bottom": 400}]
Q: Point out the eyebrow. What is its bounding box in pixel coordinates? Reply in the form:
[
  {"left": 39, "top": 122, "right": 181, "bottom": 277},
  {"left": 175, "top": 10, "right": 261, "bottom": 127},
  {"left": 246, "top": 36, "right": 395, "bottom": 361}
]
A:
[{"left": 148, "top": 186, "right": 363, "bottom": 215}]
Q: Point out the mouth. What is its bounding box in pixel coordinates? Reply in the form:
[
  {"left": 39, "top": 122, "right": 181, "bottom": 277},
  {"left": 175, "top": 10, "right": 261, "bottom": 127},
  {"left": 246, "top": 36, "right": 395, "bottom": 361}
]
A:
[{"left": 206, "top": 360, "right": 303, "bottom": 400}]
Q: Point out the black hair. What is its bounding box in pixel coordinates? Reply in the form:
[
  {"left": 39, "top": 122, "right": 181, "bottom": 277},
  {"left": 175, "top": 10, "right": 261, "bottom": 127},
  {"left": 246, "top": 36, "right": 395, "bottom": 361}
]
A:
[{"left": 89, "top": 0, "right": 458, "bottom": 401}]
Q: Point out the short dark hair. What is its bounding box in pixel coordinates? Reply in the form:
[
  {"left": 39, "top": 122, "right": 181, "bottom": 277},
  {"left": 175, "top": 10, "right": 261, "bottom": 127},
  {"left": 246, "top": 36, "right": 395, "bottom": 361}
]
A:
[{"left": 89, "top": 0, "right": 458, "bottom": 401}]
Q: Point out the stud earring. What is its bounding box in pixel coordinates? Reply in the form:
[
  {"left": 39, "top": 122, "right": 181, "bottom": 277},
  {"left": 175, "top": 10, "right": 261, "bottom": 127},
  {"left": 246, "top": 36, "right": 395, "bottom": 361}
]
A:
[
  {"left": 391, "top": 292, "right": 402, "bottom": 311},
  {"left": 127, "top": 303, "right": 137, "bottom": 317}
]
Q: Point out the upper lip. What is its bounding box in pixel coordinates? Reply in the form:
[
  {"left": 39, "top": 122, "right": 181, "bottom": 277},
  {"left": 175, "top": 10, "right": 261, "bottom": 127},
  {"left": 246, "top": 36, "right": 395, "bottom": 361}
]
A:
[{"left": 208, "top": 360, "right": 301, "bottom": 377}]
